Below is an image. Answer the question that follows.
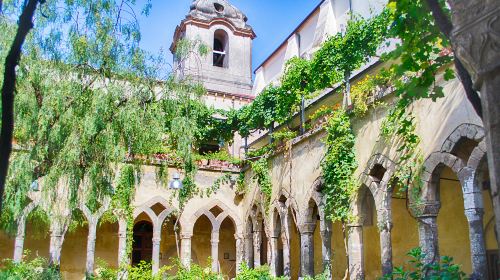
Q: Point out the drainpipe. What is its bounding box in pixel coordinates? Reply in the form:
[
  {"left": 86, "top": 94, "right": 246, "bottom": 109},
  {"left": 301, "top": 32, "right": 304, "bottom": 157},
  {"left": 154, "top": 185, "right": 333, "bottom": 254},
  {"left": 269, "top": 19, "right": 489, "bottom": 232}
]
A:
[{"left": 300, "top": 95, "right": 306, "bottom": 135}]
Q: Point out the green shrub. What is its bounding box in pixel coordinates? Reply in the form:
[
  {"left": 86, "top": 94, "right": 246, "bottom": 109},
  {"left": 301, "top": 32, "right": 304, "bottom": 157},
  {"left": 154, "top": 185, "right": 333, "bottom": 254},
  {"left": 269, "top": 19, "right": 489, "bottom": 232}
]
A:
[
  {"left": 235, "top": 263, "right": 288, "bottom": 280},
  {"left": 93, "top": 259, "right": 221, "bottom": 280},
  {"left": 0, "top": 254, "right": 61, "bottom": 280},
  {"left": 381, "top": 248, "right": 467, "bottom": 280}
]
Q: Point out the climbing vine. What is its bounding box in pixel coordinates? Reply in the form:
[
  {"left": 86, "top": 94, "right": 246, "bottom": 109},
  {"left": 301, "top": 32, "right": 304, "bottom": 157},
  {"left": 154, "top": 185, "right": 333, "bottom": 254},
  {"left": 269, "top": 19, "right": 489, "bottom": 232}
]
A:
[
  {"left": 112, "top": 164, "right": 139, "bottom": 266},
  {"left": 250, "top": 157, "right": 273, "bottom": 213},
  {"left": 381, "top": 99, "right": 424, "bottom": 201},
  {"left": 321, "top": 109, "right": 358, "bottom": 222}
]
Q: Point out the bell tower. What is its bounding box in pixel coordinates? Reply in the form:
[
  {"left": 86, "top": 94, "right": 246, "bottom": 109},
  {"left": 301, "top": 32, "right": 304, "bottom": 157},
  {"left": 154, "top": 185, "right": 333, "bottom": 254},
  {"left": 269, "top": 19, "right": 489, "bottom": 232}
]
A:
[{"left": 171, "top": 0, "right": 256, "bottom": 109}]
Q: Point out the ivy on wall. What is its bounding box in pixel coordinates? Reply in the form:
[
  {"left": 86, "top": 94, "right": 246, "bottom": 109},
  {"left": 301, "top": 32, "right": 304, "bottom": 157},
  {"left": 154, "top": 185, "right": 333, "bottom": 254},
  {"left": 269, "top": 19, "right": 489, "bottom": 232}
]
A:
[
  {"left": 321, "top": 109, "right": 358, "bottom": 222},
  {"left": 250, "top": 157, "right": 273, "bottom": 213},
  {"left": 381, "top": 100, "right": 423, "bottom": 202}
]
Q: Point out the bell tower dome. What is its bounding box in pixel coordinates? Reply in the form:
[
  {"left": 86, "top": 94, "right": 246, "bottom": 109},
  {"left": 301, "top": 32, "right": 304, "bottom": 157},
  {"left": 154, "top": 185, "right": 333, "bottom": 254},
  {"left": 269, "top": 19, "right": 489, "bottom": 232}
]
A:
[{"left": 171, "top": 0, "right": 256, "bottom": 108}]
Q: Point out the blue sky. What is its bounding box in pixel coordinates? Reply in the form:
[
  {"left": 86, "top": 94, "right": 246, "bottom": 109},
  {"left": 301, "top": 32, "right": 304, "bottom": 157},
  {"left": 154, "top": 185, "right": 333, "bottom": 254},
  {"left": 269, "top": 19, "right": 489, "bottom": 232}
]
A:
[{"left": 135, "top": 0, "right": 321, "bottom": 72}]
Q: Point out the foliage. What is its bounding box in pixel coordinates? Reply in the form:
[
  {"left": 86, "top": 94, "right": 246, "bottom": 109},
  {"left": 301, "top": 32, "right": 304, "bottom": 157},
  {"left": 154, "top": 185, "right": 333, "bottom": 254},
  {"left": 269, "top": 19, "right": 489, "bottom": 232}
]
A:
[
  {"left": 380, "top": 248, "right": 467, "bottom": 280},
  {"left": 385, "top": 0, "right": 454, "bottom": 102},
  {"left": 0, "top": 0, "right": 162, "bottom": 227},
  {"left": 165, "top": 259, "right": 222, "bottom": 280},
  {"left": 381, "top": 100, "right": 423, "bottom": 201},
  {"left": 93, "top": 259, "right": 222, "bottom": 280},
  {"left": 271, "top": 129, "right": 297, "bottom": 143},
  {"left": 321, "top": 109, "right": 357, "bottom": 222},
  {"left": 236, "top": 263, "right": 287, "bottom": 280},
  {"left": 303, "top": 268, "right": 331, "bottom": 280},
  {"left": 235, "top": 171, "right": 247, "bottom": 195},
  {"left": 350, "top": 69, "right": 394, "bottom": 117},
  {"left": 309, "top": 105, "right": 336, "bottom": 123},
  {"left": 194, "top": 150, "right": 242, "bottom": 166},
  {"left": 204, "top": 173, "right": 233, "bottom": 198},
  {"left": 312, "top": 9, "right": 392, "bottom": 88},
  {"left": 251, "top": 157, "right": 273, "bottom": 213},
  {"left": 0, "top": 253, "right": 61, "bottom": 280},
  {"left": 0, "top": 2, "right": 223, "bottom": 232}
]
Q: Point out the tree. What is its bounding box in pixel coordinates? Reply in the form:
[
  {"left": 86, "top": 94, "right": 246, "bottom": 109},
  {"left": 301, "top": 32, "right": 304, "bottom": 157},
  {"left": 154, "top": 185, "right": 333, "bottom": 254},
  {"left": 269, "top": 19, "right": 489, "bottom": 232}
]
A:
[
  {"left": 388, "top": 0, "right": 500, "bottom": 256},
  {"left": 0, "top": 0, "right": 41, "bottom": 216}
]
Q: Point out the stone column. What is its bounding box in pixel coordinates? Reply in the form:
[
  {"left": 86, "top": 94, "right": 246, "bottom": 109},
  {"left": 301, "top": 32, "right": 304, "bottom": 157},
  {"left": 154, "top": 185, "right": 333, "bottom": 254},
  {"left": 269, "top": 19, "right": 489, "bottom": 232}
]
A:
[
  {"left": 152, "top": 230, "right": 161, "bottom": 275},
  {"left": 13, "top": 216, "right": 28, "bottom": 262},
  {"left": 461, "top": 167, "right": 488, "bottom": 279},
  {"left": 281, "top": 232, "right": 291, "bottom": 277},
  {"left": 465, "top": 208, "right": 487, "bottom": 279},
  {"left": 117, "top": 218, "right": 128, "bottom": 266},
  {"left": 281, "top": 217, "right": 291, "bottom": 277},
  {"left": 269, "top": 235, "right": 279, "bottom": 276},
  {"left": 253, "top": 230, "right": 262, "bottom": 267},
  {"left": 180, "top": 233, "right": 192, "bottom": 268},
  {"left": 449, "top": 0, "right": 500, "bottom": 253},
  {"left": 418, "top": 215, "right": 439, "bottom": 264},
  {"left": 299, "top": 223, "right": 315, "bottom": 278},
  {"left": 347, "top": 225, "right": 364, "bottom": 280},
  {"left": 244, "top": 232, "right": 254, "bottom": 267},
  {"left": 320, "top": 222, "right": 332, "bottom": 274},
  {"left": 85, "top": 219, "right": 98, "bottom": 276},
  {"left": 377, "top": 208, "right": 393, "bottom": 277},
  {"left": 49, "top": 222, "right": 67, "bottom": 267},
  {"left": 235, "top": 235, "right": 244, "bottom": 273},
  {"left": 211, "top": 232, "right": 220, "bottom": 272}
]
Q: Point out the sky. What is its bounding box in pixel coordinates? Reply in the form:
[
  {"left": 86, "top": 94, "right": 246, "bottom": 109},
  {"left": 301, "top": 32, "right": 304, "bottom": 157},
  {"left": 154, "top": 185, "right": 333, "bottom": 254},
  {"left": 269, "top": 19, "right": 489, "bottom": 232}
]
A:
[{"left": 134, "top": 0, "right": 322, "bottom": 73}]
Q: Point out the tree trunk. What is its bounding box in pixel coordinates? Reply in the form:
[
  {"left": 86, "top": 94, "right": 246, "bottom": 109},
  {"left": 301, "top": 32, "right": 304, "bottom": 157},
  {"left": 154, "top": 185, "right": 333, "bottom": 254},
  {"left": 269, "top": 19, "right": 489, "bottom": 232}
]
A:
[
  {"left": 0, "top": 0, "right": 39, "bottom": 214},
  {"left": 425, "top": 0, "right": 483, "bottom": 119}
]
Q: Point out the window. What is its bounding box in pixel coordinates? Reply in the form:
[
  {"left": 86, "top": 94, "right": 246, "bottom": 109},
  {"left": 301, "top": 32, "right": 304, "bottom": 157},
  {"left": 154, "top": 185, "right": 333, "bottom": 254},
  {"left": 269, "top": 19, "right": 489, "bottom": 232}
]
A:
[{"left": 213, "top": 30, "right": 228, "bottom": 67}]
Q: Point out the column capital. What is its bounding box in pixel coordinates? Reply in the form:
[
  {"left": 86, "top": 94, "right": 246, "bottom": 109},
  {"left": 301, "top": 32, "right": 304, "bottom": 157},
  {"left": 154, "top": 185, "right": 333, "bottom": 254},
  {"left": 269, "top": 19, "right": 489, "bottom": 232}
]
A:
[
  {"left": 299, "top": 222, "right": 316, "bottom": 234},
  {"left": 410, "top": 201, "right": 441, "bottom": 218},
  {"left": 152, "top": 237, "right": 161, "bottom": 244},
  {"left": 181, "top": 232, "right": 193, "bottom": 239},
  {"left": 450, "top": 0, "right": 500, "bottom": 88}
]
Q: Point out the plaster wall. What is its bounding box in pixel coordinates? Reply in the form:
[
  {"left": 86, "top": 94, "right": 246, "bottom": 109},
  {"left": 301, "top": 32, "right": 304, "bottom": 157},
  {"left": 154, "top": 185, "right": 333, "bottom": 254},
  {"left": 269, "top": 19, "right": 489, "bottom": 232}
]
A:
[
  {"left": 437, "top": 167, "right": 472, "bottom": 274},
  {"left": 23, "top": 223, "right": 50, "bottom": 261},
  {"left": 331, "top": 222, "right": 348, "bottom": 279},
  {"left": 191, "top": 215, "right": 212, "bottom": 268},
  {"left": 61, "top": 225, "right": 88, "bottom": 279},
  {"left": 391, "top": 197, "right": 419, "bottom": 269},
  {"left": 95, "top": 222, "right": 119, "bottom": 269}
]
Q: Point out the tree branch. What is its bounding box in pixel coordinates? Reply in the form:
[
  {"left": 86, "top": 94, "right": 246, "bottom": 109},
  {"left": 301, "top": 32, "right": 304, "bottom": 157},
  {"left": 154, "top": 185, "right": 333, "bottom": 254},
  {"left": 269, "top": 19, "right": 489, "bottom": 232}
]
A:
[
  {"left": 425, "top": 0, "right": 453, "bottom": 38},
  {"left": 454, "top": 58, "right": 483, "bottom": 118},
  {"left": 0, "top": 0, "right": 40, "bottom": 214},
  {"left": 425, "top": 0, "right": 483, "bottom": 118}
]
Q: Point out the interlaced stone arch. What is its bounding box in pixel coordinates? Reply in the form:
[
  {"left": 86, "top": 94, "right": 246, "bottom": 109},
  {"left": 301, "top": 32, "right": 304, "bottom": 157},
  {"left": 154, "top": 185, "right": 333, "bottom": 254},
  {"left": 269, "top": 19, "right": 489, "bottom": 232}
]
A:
[
  {"left": 440, "top": 123, "right": 485, "bottom": 154},
  {"left": 348, "top": 153, "right": 397, "bottom": 278},
  {"left": 181, "top": 198, "right": 242, "bottom": 236},
  {"left": 417, "top": 123, "right": 489, "bottom": 278},
  {"left": 132, "top": 196, "right": 177, "bottom": 273},
  {"left": 133, "top": 196, "right": 175, "bottom": 229}
]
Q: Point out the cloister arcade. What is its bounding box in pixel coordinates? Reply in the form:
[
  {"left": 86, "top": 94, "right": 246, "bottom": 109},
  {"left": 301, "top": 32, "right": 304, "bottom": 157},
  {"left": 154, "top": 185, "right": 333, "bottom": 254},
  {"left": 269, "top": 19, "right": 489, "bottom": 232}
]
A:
[{"left": 0, "top": 123, "right": 497, "bottom": 280}]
